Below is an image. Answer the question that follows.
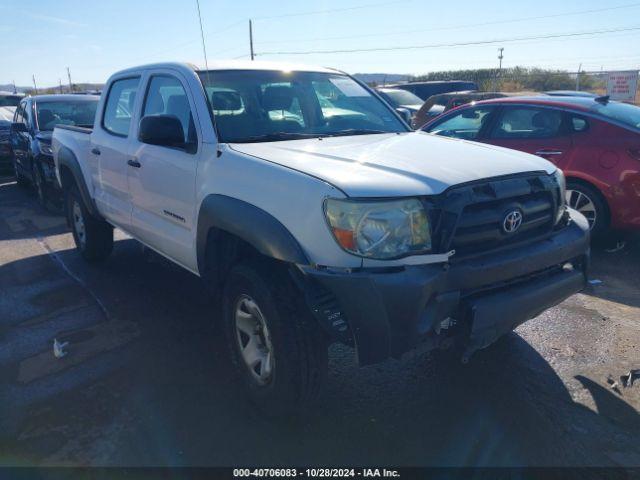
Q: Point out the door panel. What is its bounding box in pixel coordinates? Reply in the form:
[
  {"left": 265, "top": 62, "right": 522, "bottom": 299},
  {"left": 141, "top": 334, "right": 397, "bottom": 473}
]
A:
[
  {"left": 485, "top": 106, "right": 573, "bottom": 167},
  {"left": 92, "top": 77, "right": 141, "bottom": 229},
  {"left": 127, "top": 72, "right": 200, "bottom": 271}
]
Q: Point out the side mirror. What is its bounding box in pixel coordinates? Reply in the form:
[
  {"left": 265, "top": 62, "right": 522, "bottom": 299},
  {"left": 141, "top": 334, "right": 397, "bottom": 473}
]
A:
[
  {"left": 395, "top": 107, "right": 413, "bottom": 125},
  {"left": 11, "top": 122, "right": 27, "bottom": 133},
  {"left": 139, "top": 115, "right": 185, "bottom": 149}
]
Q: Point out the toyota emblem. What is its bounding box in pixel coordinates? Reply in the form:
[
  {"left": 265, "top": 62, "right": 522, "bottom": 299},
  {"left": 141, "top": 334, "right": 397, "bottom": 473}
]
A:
[{"left": 503, "top": 210, "right": 523, "bottom": 233}]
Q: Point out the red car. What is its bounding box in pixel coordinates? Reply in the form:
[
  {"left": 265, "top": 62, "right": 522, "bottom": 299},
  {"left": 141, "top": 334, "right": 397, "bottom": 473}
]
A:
[{"left": 423, "top": 96, "right": 640, "bottom": 236}]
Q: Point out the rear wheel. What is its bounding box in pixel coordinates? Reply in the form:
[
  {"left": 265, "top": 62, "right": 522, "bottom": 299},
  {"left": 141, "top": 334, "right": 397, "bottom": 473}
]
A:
[
  {"left": 222, "top": 262, "right": 328, "bottom": 416},
  {"left": 565, "top": 181, "right": 608, "bottom": 237},
  {"left": 66, "top": 186, "right": 113, "bottom": 262}
]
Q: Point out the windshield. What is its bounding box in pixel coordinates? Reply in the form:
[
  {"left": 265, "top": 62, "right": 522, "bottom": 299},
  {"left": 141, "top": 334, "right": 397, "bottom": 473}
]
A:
[
  {"left": 35, "top": 100, "right": 98, "bottom": 131},
  {"left": 0, "top": 95, "right": 22, "bottom": 107},
  {"left": 198, "top": 70, "right": 407, "bottom": 143},
  {"left": 592, "top": 101, "right": 640, "bottom": 130},
  {"left": 381, "top": 89, "right": 423, "bottom": 106}
]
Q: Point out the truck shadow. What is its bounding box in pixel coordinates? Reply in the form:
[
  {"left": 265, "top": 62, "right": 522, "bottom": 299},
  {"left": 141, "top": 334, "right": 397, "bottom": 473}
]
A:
[
  {"left": 0, "top": 180, "right": 67, "bottom": 242},
  {"left": 2, "top": 239, "right": 639, "bottom": 467}
]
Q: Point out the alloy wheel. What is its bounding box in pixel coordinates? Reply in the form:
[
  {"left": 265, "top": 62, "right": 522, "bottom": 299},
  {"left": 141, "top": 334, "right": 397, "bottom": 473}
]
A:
[
  {"left": 234, "top": 295, "right": 274, "bottom": 385},
  {"left": 565, "top": 189, "right": 596, "bottom": 230}
]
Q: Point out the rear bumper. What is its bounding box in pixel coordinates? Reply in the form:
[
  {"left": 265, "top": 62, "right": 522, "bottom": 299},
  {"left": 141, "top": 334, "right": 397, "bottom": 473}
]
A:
[{"left": 302, "top": 209, "right": 590, "bottom": 365}]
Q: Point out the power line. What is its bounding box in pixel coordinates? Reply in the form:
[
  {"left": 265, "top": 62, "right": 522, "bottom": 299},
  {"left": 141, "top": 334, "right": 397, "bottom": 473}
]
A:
[
  {"left": 256, "top": 1, "right": 640, "bottom": 45},
  {"left": 253, "top": 0, "right": 408, "bottom": 21},
  {"left": 258, "top": 25, "right": 640, "bottom": 56}
]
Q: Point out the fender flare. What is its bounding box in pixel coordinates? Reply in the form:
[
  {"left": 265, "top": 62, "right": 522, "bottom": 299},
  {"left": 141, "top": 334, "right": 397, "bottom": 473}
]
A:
[
  {"left": 196, "top": 194, "right": 309, "bottom": 272},
  {"left": 57, "top": 146, "right": 101, "bottom": 218}
]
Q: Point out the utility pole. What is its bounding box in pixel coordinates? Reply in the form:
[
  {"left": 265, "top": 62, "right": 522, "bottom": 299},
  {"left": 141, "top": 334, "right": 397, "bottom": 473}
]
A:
[
  {"left": 12, "top": 80, "right": 17, "bottom": 94},
  {"left": 496, "top": 47, "right": 504, "bottom": 91},
  {"left": 59, "top": 79, "right": 63, "bottom": 94},
  {"left": 32, "top": 75, "right": 38, "bottom": 95},
  {"left": 195, "top": 0, "right": 209, "bottom": 71},
  {"left": 576, "top": 63, "right": 582, "bottom": 91},
  {"left": 67, "top": 67, "right": 73, "bottom": 92},
  {"left": 249, "top": 19, "right": 255, "bottom": 61}
]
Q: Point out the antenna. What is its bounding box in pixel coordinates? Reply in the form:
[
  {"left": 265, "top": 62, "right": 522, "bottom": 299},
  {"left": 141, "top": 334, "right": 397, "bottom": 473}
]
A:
[
  {"left": 195, "top": 0, "right": 209, "bottom": 71},
  {"left": 249, "top": 19, "right": 255, "bottom": 61}
]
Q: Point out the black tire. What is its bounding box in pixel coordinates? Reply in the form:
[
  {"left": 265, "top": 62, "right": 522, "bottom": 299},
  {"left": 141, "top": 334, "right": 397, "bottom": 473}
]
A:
[
  {"left": 565, "top": 180, "right": 609, "bottom": 238},
  {"left": 12, "top": 158, "right": 28, "bottom": 188},
  {"left": 222, "top": 261, "right": 328, "bottom": 416},
  {"left": 66, "top": 186, "right": 113, "bottom": 262},
  {"left": 32, "top": 161, "right": 48, "bottom": 209}
]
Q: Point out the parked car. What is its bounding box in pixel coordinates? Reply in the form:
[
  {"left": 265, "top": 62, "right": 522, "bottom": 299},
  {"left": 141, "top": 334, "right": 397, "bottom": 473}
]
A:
[
  {"left": 387, "top": 80, "right": 478, "bottom": 101},
  {"left": 375, "top": 87, "right": 424, "bottom": 119},
  {"left": 0, "top": 91, "right": 24, "bottom": 108},
  {"left": 412, "top": 91, "right": 507, "bottom": 129},
  {"left": 423, "top": 95, "right": 640, "bottom": 235},
  {"left": 11, "top": 94, "right": 98, "bottom": 207},
  {"left": 53, "top": 62, "right": 588, "bottom": 412},
  {"left": 0, "top": 120, "right": 11, "bottom": 172}
]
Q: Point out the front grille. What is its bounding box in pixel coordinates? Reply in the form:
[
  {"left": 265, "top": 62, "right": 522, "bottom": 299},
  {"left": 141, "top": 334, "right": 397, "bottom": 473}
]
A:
[{"left": 432, "top": 173, "right": 562, "bottom": 256}]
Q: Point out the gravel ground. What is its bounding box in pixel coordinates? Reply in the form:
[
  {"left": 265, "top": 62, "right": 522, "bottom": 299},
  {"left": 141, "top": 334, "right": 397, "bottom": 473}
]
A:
[{"left": 0, "top": 176, "right": 638, "bottom": 468}]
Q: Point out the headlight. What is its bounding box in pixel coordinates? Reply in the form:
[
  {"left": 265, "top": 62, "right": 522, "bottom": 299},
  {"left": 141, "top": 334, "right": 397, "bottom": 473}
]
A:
[
  {"left": 324, "top": 198, "right": 431, "bottom": 259},
  {"left": 39, "top": 141, "right": 53, "bottom": 156},
  {"left": 553, "top": 169, "right": 566, "bottom": 224}
]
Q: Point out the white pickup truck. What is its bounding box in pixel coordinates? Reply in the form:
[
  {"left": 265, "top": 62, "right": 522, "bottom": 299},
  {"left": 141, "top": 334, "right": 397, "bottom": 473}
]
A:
[{"left": 53, "top": 61, "right": 589, "bottom": 412}]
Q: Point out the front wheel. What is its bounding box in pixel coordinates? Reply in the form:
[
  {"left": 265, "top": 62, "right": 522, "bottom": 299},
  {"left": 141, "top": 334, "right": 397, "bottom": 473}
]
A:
[
  {"left": 66, "top": 186, "right": 114, "bottom": 262},
  {"left": 12, "top": 158, "right": 28, "bottom": 188},
  {"left": 565, "top": 181, "right": 608, "bottom": 237},
  {"left": 32, "top": 162, "right": 48, "bottom": 209},
  {"left": 222, "top": 262, "right": 328, "bottom": 415}
]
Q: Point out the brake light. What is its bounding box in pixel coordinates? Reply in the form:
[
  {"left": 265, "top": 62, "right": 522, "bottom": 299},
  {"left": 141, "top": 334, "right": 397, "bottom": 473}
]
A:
[{"left": 629, "top": 148, "right": 640, "bottom": 161}]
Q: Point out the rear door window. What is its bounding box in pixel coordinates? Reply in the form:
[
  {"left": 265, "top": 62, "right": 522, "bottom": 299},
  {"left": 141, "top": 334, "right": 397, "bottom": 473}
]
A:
[
  {"left": 491, "top": 107, "right": 564, "bottom": 139},
  {"left": 142, "top": 75, "right": 196, "bottom": 147},
  {"left": 102, "top": 77, "right": 140, "bottom": 137}
]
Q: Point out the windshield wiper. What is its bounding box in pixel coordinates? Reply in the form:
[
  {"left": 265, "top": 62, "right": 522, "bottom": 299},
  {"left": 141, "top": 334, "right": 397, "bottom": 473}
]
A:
[
  {"left": 236, "top": 132, "right": 323, "bottom": 143},
  {"left": 324, "top": 129, "right": 392, "bottom": 137}
]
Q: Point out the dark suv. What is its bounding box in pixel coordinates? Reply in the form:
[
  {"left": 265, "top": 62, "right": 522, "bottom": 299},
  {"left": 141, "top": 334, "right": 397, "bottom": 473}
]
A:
[
  {"left": 388, "top": 80, "right": 478, "bottom": 101},
  {"left": 11, "top": 94, "right": 98, "bottom": 207}
]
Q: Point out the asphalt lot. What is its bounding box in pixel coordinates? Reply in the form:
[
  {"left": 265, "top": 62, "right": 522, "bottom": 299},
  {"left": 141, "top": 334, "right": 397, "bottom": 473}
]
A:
[{"left": 0, "top": 174, "right": 639, "bottom": 468}]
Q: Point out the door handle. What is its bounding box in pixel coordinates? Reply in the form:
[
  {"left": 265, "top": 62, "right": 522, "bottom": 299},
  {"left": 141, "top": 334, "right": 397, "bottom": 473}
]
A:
[
  {"left": 91, "top": 147, "right": 101, "bottom": 155},
  {"left": 535, "top": 150, "right": 563, "bottom": 156},
  {"left": 127, "top": 159, "right": 141, "bottom": 168}
]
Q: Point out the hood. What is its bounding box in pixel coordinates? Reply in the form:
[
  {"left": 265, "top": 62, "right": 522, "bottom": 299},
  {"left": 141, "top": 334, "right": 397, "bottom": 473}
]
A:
[
  {"left": 35, "top": 131, "right": 52, "bottom": 143},
  {"left": 230, "top": 132, "right": 556, "bottom": 197},
  {"left": 0, "top": 106, "right": 15, "bottom": 122}
]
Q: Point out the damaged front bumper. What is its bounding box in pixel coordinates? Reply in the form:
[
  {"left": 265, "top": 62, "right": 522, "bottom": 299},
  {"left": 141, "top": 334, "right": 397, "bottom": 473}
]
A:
[{"left": 301, "top": 209, "right": 590, "bottom": 366}]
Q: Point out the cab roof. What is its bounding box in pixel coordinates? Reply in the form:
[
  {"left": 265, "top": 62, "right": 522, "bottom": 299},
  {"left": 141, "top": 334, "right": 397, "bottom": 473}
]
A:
[{"left": 114, "top": 60, "right": 342, "bottom": 77}]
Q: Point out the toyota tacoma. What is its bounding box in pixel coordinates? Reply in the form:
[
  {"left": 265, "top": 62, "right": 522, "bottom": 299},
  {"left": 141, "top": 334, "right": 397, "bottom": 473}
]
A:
[{"left": 52, "top": 61, "right": 590, "bottom": 411}]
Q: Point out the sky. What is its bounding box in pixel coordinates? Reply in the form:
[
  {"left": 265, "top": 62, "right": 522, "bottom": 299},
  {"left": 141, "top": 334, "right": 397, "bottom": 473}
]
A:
[{"left": 2, "top": 0, "right": 640, "bottom": 88}]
